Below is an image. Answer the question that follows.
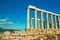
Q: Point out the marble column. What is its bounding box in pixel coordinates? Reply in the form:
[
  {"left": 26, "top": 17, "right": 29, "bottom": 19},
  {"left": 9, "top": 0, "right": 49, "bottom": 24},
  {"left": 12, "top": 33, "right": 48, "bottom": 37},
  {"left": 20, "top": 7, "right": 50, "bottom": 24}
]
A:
[
  {"left": 58, "top": 16, "right": 60, "bottom": 29},
  {"left": 26, "top": 8, "right": 30, "bottom": 29},
  {"left": 34, "top": 10, "right": 37, "bottom": 29},
  {"left": 40, "top": 11, "right": 44, "bottom": 29},
  {"left": 59, "top": 16, "right": 60, "bottom": 29},
  {"left": 54, "top": 15, "right": 58, "bottom": 29},
  {"left": 37, "top": 20, "right": 40, "bottom": 29},
  {"left": 30, "top": 18, "right": 32, "bottom": 29},
  {"left": 46, "top": 13, "right": 49, "bottom": 29},
  {"left": 50, "top": 14, "right": 53, "bottom": 29}
]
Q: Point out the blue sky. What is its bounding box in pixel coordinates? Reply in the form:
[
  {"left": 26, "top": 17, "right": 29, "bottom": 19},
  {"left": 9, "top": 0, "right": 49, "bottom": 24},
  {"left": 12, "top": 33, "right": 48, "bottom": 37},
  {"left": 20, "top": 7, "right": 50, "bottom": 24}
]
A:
[{"left": 0, "top": 0, "right": 60, "bottom": 30}]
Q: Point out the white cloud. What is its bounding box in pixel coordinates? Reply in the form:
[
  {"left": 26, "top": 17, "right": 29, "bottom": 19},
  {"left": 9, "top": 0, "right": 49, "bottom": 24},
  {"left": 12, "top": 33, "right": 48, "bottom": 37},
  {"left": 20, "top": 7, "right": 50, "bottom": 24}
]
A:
[
  {"left": 5, "top": 22, "right": 13, "bottom": 24},
  {"left": 0, "top": 18, "right": 13, "bottom": 24},
  {"left": 0, "top": 18, "right": 9, "bottom": 22}
]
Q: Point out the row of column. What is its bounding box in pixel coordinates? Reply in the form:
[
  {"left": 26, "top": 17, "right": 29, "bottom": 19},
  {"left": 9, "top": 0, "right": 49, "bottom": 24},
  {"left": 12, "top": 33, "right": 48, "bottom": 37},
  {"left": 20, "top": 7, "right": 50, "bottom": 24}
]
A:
[
  {"left": 30, "top": 18, "right": 40, "bottom": 29},
  {"left": 26, "top": 8, "right": 60, "bottom": 29}
]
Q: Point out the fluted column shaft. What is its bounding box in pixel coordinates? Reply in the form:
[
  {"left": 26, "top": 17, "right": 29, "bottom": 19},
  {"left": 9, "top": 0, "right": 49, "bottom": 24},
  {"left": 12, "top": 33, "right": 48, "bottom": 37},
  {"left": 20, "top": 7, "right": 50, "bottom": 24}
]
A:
[
  {"left": 50, "top": 14, "right": 53, "bottom": 29},
  {"left": 26, "top": 8, "right": 30, "bottom": 29},
  {"left": 40, "top": 11, "right": 44, "bottom": 29},
  {"left": 37, "top": 20, "right": 40, "bottom": 29},
  {"left": 58, "top": 16, "right": 60, "bottom": 29},
  {"left": 34, "top": 10, "right": 37, "bottom": 29},
  {"left": 46, "top": 13, "right": 49, "bottom": 29},
  {"left": 30, "top": 18, "right": 32, "bottom": 29},
  {"left": 54, "top": 15, "right": 58, "bottom": 29},
  {"left": 59, "top": 16, "right": 60, "bottom": 29}
]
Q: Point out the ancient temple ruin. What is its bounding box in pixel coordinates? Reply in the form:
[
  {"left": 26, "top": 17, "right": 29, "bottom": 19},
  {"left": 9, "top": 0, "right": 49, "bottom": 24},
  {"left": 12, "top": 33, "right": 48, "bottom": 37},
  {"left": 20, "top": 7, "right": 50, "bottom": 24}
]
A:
[{"left": 0, "top": 5, "right": 60, "bottom": 40}]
